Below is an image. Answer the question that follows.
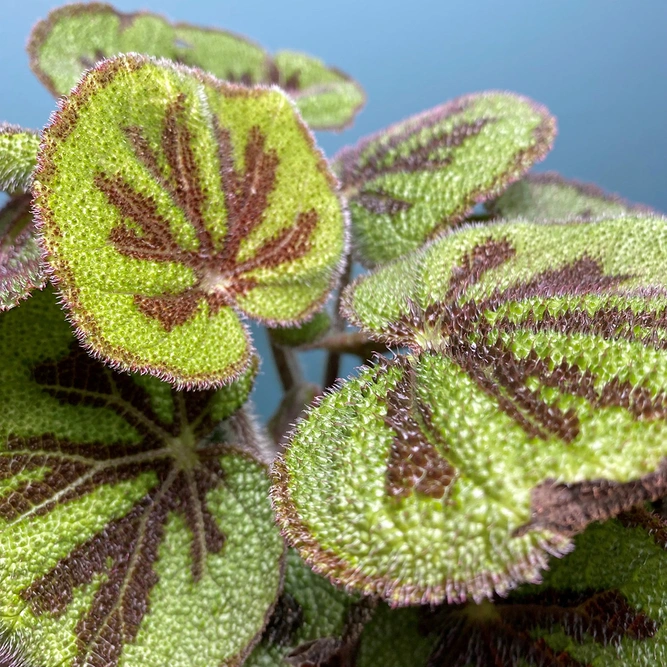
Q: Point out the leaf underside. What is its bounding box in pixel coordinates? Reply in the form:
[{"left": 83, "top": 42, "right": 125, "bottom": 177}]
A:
[
  {"left": 487, "top": 172, "right": 656, "bottom": 221},
  {"left": 0, "top": 288, "right": 282, "bottom": 667},
  {"left": 28, "top": 2, "right": 365, "bottom": 130},
  {"left": 333, "top": 91, "right": 556, "bottom": 267},
  {"left": 35, "top": 54, "right": 346, "bottom": 389},
  {"left": 275, "top": 215, "right": 667, "bottom": 605}
]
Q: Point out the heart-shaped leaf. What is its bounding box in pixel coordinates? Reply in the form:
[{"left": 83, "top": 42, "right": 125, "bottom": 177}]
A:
[
  {"left": 0, "top": 194, "right": 45, "bottom": 310},
  {"left": 35, "top": 54, "right": 346, "bottom": 389},
  {"left": 487, "top": 172, "right": 656, "bottom": 221},
  {"left": 0, "top": 287, "right": 283, "bottom": 667},
  {"left": 275, "top": 215, "right": 667, "bottom": 605},
  {"left": 246, "top": 549, "right": 357, "bottom": 666},
  {"left": 333, "top": 92, "right": 555, "bottom": 266},
  {"left": 0, "top": 124, "right": 39, "bottom": 193},
  {"left": 28, "top": 3, "right": 365, "bottom": 131}
]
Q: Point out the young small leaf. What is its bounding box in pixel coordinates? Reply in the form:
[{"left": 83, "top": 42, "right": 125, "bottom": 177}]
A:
[
  {"left": 35, "top": 54, "right": 346, "bottom": 389},
  {"left": 246, "top": 549, "right": 356, "bottom": 666},
  {"left": 0, "top": 288, "right": 283, "bottom": 667},
  {"left": 276, "top": 215, "right": 667, "bottom": 605},
  {"left": 334, "top": 92, "right": 555, "bottom": 266},
  {"left": 27, "top": 3, "right": 365, "bottom": 130},
  {"left": 0, "top": 194, "right": 45, "bottom": 310},
  {"left": 0, "top": 124, "right": 40, "bottom": 193},
  {"left": 487, "top": 172, "right": 656, "bottom": 220}
]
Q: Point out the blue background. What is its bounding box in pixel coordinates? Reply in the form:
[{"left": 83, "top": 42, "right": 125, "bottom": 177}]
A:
[{"left": 2, "top": 1, "right": 666, "bottom": 419}]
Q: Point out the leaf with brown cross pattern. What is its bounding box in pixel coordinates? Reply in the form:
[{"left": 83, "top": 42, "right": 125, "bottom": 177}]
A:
[
  {"left": 35, "top": 54, "right": 346, "bottom": 389},
  {"left": 27, "top": 3, "right": 365, "bottom": 130},
  {"left": 274, "top": 215, "right": 667, "bottom": 605},
  {"left": 333, "top": 91, "right": 555, "bottom": 266},
  {"left": 352, "top": 511, "right": 667, "bottom": 666},
  {"left": 0, "top": 288, "right": 284, "bottom": 667}
]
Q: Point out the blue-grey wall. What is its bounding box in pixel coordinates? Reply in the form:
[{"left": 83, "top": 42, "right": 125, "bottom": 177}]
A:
[{"left": 2, "top": 1, "right": 666, "bottom": 418}]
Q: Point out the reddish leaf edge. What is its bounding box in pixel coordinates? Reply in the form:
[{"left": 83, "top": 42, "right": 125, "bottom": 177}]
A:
[
  {"left": 26, "top": 2, "right": 366, "bottom": 131},
  {"left": 33, "top": 53, "right": 349, "bottom": 389},
  {"left": 270, "top": 356, "right": 574, "bottom": 608}
]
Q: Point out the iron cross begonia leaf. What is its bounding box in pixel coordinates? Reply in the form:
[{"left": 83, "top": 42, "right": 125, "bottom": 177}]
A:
[
  {"left": 0, "top": 287, "right": 283, "bottom": 667},
  {"left": 246, "top": 549, "right": 356, "bottom": 666},
  {"left": 27, "top": 2, "right": 365, "bottom": 130},
  {"left": 333, "top": 92, "right": 555, "bottom": 267},
  {"left": 35, "top": 54, "right": 346, "bottom": 389},
  {"left": 274, "top": 215, "right": 667, "bottom": 606},
  {"left": 351, "top": 510, "right": 667, "bottom": 666},
  {"left": 419, "top": 511, "right": 667, "bottom": 666},
  {"left": 0, "top": 194, "right": 46, "bottom": 310},
  {"left": 0, "top": 123, "right": 40, "bottom": 193},
  {"left": 487, "top": 172, "right": 656, "bottom": 221}
]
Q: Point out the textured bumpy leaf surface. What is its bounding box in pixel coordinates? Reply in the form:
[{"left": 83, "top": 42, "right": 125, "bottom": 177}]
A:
[
  {"left": 0, "top": 194, "right": 45, "bottom": 310},
  {"left": 275, "top": 215, "right": 667, "bottom": 605},
  {"left": 334, "top": 92, "right": 555, "bottom": 266},
  {"left": 0, "top": 124, "right": 40, "bottom": 193},
  {"left": 28, "top": 3, "right": 365, "bottom": 130},
  {"left": 350, "top": 511, "right": 667, "bottom": 666},
  {"left": 35, "top": 54, "right": 346, "bottom": 388},
  {"left": 0, "top": 288, "right": 283, "bottom": 667},
  {"left": 487, "top": 172, "right": 655, "bottom": 221},
  {"left": 246, "top": 549, "right": 356, "bottom": 666},
  {"left": 417, "top": 511, "right": 667, "bottom": 666}
]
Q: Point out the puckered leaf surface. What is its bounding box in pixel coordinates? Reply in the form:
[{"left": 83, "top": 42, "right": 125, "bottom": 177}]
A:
[
  {"left": 0, "top": 124, "right": 40, "bottom": 193},
  {"left": 333, "top": 92, "right": 555, "bottom": 267},
  {"left": 275, "top": 215, "right": 667, "bottom": 605},
  {"left": 246, "top": 549, "right": 356, "bottom": 666},
  {"left": 27, "top": 2, "right": 365, "bottom": 130},
  {"left": 35, "top": 54, "right": 346, "bottom": 389},
  {"left": 0, "top": 288, "right": 283, "bottom": 667},
  {"left": 487, "top": 172, "right": 656, "bottom": 221},
  {"left": 418, "top": 512, "right": 667, "bottom": 666},
  {"left": 0, "top": 194, "right": 45, "bottom": 310}
]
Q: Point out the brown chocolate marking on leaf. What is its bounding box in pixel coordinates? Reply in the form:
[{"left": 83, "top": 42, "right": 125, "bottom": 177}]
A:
[
  {"left": 422, "top": 588, "right": 659, "bottom": 667},
  {"left": 261, "top": 592, "right": 304, "bottom": 648},
  {"left": 382, "top": 243, "right": 646, "bottom": 453},
  {"left": 617, "top": 506, "right": 667, "bottom": 549},
  {"left": 353, "top": 190, "right": 413, "bottom": 216},
  {"left": 345, "top": 117, "right": 490, "bottom": 189},
  {"left": 0, "top": 343, "right": 245, "bottom": 667},
  {"left": 286, "top": 597, "right": 376, "bottom": 667},
  {"left": 519, "top": 460, "right": 667, "bottom": 536},
  {"left": 95, "top": 94, "right": 320, "bottom": 331},
  {"left": 384, "top": 362, "right": 456, "bottom": 500}
]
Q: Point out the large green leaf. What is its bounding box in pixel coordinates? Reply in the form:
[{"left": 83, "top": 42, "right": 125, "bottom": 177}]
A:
[
  {"left": 275, "top": 215, "right": 667, "bottom": 605},
  {"left": 27, "top": 3, "right": 365, "bottom": 131},
  {"left": 0, "top": 194, "right": 45, "bottom": 310},
  {"left": 0, "top": 123, "right": 40, "bottom": 193},
  {"left": 0, "top": 288, "right": 283, "bottom": 667},
  {"left": 487, "top": 172, "right": 656, "bottom": 221},
  {"left": 418, "top": 511, "right": 667, "bottom": 666},
  {"left": 35, "top": 54, "right": 346, "bottom": 389},
  {"left": 334, "top": 92, "right": 555, "bottom": 266}
]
